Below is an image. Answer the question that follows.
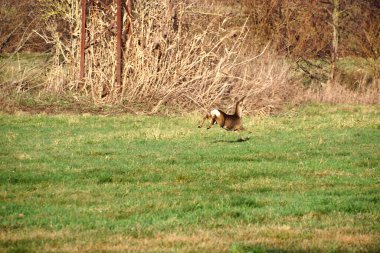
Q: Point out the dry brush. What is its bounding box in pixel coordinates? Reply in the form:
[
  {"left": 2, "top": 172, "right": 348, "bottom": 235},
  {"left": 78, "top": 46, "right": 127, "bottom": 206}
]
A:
[{"left": 36, "top": 0, "right": 294, "bottom": 114}]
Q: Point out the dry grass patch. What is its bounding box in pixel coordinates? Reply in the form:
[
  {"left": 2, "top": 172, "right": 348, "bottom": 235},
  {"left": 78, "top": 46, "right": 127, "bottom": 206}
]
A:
[
  {"left": 5, "top": 226, "right": 375, "bottom": 253},
  {"left": 299, "top": 83, "right": 380, "bottom": 105}
]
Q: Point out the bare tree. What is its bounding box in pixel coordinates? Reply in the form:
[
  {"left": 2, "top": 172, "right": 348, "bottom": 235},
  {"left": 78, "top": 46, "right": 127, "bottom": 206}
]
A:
[{"left": 331, "top": 0, "right": 339, "bottom": 82}]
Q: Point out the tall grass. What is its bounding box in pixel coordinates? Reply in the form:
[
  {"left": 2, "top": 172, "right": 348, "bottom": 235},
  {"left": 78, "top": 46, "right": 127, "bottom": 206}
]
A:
[{"left": 38, "top": 0, "right": 294, "bottom": 114}]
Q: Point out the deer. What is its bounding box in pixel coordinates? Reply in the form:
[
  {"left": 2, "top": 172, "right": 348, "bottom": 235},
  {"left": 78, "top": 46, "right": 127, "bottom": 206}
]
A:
[{"left": 198, "top": 97, "right": 249, "bottom": 140}]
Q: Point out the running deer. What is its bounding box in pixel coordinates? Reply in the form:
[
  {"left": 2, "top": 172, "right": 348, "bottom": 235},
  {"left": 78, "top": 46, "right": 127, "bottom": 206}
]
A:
[{"left": 198, "top": 96, "right": 246, "bottom": 132}]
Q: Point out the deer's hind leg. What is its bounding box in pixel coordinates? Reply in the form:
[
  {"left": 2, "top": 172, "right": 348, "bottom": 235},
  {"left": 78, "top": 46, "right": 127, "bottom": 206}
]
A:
[{"left": 207, "top": 116, "right": 217, "bottom": 129}]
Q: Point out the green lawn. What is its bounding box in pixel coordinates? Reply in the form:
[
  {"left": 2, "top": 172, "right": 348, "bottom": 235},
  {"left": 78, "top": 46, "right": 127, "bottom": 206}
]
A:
[{"left": 0, "top": 105, "right": 379, "bottom": 252}]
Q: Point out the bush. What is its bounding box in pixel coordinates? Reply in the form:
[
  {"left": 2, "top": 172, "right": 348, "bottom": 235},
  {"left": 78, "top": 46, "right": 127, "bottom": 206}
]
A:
[{"left": 36, "top": 0, "right": 295, "bottom": 113}]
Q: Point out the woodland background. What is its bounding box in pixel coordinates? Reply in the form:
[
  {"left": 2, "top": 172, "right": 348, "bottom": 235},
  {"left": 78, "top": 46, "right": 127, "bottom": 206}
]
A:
[{"left": 0, "top": 0, "right": 379, "bottom": 114}]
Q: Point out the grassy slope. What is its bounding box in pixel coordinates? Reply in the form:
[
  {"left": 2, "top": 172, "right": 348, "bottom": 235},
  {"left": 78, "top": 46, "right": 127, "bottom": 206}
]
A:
[{"left": 0, "top": 105, "right": 379, "bottom": 252}]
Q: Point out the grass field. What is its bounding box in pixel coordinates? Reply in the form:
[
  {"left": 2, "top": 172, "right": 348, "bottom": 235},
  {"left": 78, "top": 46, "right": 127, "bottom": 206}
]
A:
[{"left": 0, "top": 104, "right": 379, "bottom": 252}]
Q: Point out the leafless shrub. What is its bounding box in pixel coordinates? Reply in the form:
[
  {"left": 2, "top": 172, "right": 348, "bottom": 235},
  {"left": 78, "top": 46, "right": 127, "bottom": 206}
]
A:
[{"left": 36, "top": 0, "right": 294, "bottom": 114}]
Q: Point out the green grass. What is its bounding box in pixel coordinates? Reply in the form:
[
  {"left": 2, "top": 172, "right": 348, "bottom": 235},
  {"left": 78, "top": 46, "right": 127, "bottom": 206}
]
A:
[{"left": 1, "top": 104, "right": 379, "bottom": 252}]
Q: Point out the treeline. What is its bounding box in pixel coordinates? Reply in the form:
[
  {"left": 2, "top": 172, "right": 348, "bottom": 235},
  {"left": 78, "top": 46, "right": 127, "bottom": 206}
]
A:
[
  {"left": 1, "top": 0, "right": 379, "bottom": 61},
  {"left": 0, "top": 0, "right": 379, "bottom": 111},
  {"left": 203, "top": 0, "right": 380, "bottom": 60},
  {"left": 0, "top": 0, "right": 43, "bottom": 52}
]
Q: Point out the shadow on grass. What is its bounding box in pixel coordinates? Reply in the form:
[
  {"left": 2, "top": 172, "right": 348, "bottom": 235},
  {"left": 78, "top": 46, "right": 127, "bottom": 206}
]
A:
[
  {"left": 230, "top": 243, "right": 294, "bottom": 253},
  {"left": 212, "top": 137, "right": 250, "bottom": 143}
]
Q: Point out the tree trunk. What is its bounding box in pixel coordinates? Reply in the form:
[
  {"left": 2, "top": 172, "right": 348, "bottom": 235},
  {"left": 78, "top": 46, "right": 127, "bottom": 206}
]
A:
[
  {"left": 80, "top": 0, "right": 87, "bottom": 80},
  {"left": 331, "top": 0, "right": 339, "bottom": 82}
]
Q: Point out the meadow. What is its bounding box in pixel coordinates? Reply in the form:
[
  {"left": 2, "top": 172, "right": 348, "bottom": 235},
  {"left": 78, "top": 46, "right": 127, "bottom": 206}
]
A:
[{"left": 0, "top": 104, "right": 379, "bottom": 252}]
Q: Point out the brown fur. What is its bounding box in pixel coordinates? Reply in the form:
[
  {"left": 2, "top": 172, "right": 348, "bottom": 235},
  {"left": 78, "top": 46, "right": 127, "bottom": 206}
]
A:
[{"left": 198, "top": 96, "right": 246, "bottom": 131}]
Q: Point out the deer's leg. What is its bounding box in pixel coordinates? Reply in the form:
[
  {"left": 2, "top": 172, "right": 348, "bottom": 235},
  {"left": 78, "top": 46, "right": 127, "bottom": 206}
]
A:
[{"left": 207, "top": 116, "right": 216, "bottom": 129}]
